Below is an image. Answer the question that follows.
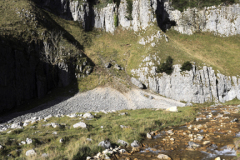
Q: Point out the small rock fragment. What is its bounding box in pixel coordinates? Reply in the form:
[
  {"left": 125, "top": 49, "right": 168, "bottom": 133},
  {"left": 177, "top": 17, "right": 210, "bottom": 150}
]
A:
[
  {"left": 42, "top": 153, "right": 49, "bottom": 158},
  {"left": 73, "top": 122, "right": 87, "bottom": 128},
  {"left": 83, "top": 113, "right": 94, "bottom": 119},
  {"left": 166, "top": 106, "right": 178, "bottom": 112},
  {"left": 26, "top": 149, "right": 36, "bottom": 157},
  {"left": 118, "top": 139, "right": 128, "bottom": 147},
  {"left": 147, "top": 133, "right": 152, "bottom": 139},
  {"left": 157, "top": 154, "right": 172, "bottom": 160},
  {"left": 98, "top": 140, "right": 111, "bottom": 149},
  {"left": 26, "top": 138, "right": 32, "bottom": 144}
]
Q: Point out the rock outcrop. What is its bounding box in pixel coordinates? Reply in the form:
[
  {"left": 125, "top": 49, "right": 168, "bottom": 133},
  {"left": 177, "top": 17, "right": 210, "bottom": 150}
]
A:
[
  {"left": 0, "top": 35, "right": 92, "bottom": 113},
  {"left": 165, "top": 3, "right": 240, "bottom": 36},
  {"left": 131, "top": 55, "right": 240, "bottom": 103},
  {"left": 37, "top": 0, "right": 240, "bottom": 36}
]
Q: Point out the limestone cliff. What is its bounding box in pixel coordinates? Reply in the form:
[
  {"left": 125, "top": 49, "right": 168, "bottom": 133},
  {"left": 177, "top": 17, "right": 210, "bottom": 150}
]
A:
[
  {"left": 131, "top": 55, "right": 240, "bottom": 103},
  {"left": 166, "top": 3, "right": 240, "bottom": 36},
  {"left": 39, "top": 0, "right": 240, "bottom": 36},
  {"left": 0, "top": 36, "right": 92, "bottom": 113}
]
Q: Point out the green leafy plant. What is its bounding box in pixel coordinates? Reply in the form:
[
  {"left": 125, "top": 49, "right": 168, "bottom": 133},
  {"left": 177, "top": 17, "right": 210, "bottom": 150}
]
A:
[
  {"left": 156, "top": 56, "right": 174, "bottom": 75},
  {"left": 125, "top": 0, "right": 133, "bottom": 20},
  {"left": 114, "top": 14, "right": 118, "bottom": 27},
  {"left": 180, "top": 61, "right": 192, "bottom": 71}
]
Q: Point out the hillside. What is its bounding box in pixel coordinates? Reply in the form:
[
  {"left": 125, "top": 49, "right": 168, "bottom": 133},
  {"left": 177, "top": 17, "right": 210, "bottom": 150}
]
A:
[{"left": 1, "top": 0, "right": 240, "bottom": 159}]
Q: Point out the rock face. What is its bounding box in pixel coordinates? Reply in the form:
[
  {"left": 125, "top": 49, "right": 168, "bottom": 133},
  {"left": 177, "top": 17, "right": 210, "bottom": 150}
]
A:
[
  {"left": 0, "top": 34, "right": 92, "bottom": 113},
  {"left": 36, "top": 0, "right": 240, "bottom": 36},
  {"left": 131, "top": 55, "right": 240, "bottom": 103},
  {"left": 166, "top": 3, "right": 240, "bottom": 36}
]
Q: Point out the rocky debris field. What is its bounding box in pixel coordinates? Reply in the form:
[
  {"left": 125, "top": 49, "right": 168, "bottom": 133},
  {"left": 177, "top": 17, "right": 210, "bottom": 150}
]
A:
[
  {"left": 0, "top": 87, "right": 184, "bottom": 130},
  {"left": 89, "top": 105, "right": 240, "bottom": 160}
]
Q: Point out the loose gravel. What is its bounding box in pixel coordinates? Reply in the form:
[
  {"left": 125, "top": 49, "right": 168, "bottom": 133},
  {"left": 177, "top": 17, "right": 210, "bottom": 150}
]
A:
[{"left": 0, "top": 87, "right": 185, "bottom": 126}]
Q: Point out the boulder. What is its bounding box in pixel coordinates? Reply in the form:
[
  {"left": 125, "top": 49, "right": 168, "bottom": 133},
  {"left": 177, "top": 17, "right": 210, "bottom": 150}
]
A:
[
  {"left": 131, "top": 77, "right": 144, "bottom": 89},
  {"left": 73, "top": 122, "right": 87, "bottom": 128},
  {"left": 26, "top": 149, "right": 36, "bottom": 157}
]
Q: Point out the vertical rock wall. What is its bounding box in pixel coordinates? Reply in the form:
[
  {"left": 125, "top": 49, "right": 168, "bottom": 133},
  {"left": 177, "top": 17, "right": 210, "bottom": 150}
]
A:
[{"left": 131, "top": 56, "right": 240, "bottom": 103}]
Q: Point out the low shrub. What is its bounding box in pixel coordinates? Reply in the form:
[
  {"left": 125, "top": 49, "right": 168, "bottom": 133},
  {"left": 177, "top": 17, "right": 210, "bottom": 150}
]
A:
[
  {"left": 125, "top": 0, "right": 133, "bottom": 20},
  {"left": 180, "top": 61, "right": 192, "bottom": 71},
  {"left": 114, "top": 14, "right": 118, "bottom": 27},
  {"left": 156, "top": 56, "right": 173, "bottom": 75}
]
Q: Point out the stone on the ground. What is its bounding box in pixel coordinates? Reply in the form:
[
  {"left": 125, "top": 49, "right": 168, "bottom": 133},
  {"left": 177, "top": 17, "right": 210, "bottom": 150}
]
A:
[
  {"left": 157, "top": 154, "right": 172, "bottom": 160},
  {"left": 131, "top": 77, "right": 144, "bottom": 89},
  {"left": 118, "top": 149, "right": 126, "bottom": 154},
  {"left": 0, "top": 144, "right": 3, "bottom": 149},
  {"left": 105, "top": 62, "right": 111, "bottom": 68},
  {"left": 67, "top": 113, "right": 77, "bottom": 118},
  {"left": 147, "top": 133, "right": 152, "bottom": 139},
  {"left": 83, "top": 113, "right": 94, "bottom": 119},
  {"left": 73, "top": 122, "right": 87, "bottom": 128},
  {"left": 26, "top": 138, "right": 32, "bottom": 144},
  {"left": 21, "top": 141, "right": 26, "bottom": 145},
  {"left": 119, "top": 112, "right": 127, "bottom": 116},
  {"left": 26, "top": 149, "right": 36, "bottom": 156},
  {"left": 42, "top": 153, "right": 49, "bottom": 158},
  {"left": 59, "top": 138, "right": 64, "bottom": 143},
  {"left": 114, "top": 64, "right": 121, "bottom": 70},
  {"left": 188, "top": 141, "right": 200, "bottom": 149},
  {"left": 118, "top": 139, "right": 129, "bottom": 147},
  {"left": 203, "top": 141, "right": 211, "bottom": 145},
  {"left": 11, "top": 122, "right": 23, "bottom": 129},
  {"left": 86, "top": 156, "right": 92, "bottom": 160},
  {"left": 98, "top": 140, "right": 111, "bottom": 149},
  {"left": 120, "top": 125, "right": 127, "bottom": 128},
  {"left": 131, "top": 140, "right": 140, "bottom": 148},
  {"left": 44, "top": 115, "right": 52, "bottom": 120},
  {"left": 23, "top": 122, "right": 29, "bottom": 127},
  {"left": 86, "top": 138, "right": 92, "bottom": 141},
  {"left": 215, "top": 157, "right": 221, "bottom": 160},
  {"left": 51, "top": 123, "right": 60, "bottom": 128},
  {"left": 166, "top": 106, "right": 178, "bottom": 112},
  {"left": 52, "top": 131, "right": 57, "bottom": 135}
]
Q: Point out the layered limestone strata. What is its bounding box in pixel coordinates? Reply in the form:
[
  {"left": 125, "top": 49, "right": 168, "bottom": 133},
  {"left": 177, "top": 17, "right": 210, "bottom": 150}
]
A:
[
  {"left": 166, "top": 3, "right": 240, "bottom": 36},
  {"left": 131, "top": 56, "right": 240, "bottom": 103}
]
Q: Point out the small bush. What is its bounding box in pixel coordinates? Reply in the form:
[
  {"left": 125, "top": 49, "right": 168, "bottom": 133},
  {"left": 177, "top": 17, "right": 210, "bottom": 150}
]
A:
[
  {"left": 156, "top": 56, "right": 173, "bottom": 75},
  {"left": 180, "top": 61, "right": 192, "bottom": 72},
  {"left": 125, "top": 0, "right": 133, "bottom": 20},
  {"left": 114, "top": 14, "right": 118, "bottom": 27}
]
